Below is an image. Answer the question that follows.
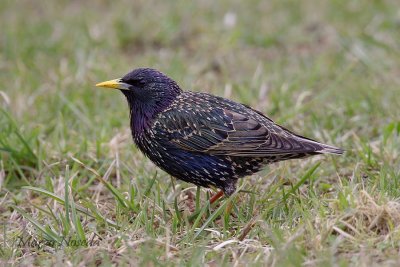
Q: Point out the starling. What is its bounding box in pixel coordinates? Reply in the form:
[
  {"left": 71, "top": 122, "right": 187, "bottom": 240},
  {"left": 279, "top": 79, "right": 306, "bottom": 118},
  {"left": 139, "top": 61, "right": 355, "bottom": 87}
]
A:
[{"left": 96, "top": 68, "right": 343, "bottom": 201}]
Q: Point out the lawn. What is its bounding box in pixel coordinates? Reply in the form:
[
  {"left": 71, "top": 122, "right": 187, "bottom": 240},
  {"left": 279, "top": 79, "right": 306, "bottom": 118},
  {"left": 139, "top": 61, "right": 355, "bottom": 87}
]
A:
[{"left": 1, "top": 0, "right": 400, "bottom": 266}]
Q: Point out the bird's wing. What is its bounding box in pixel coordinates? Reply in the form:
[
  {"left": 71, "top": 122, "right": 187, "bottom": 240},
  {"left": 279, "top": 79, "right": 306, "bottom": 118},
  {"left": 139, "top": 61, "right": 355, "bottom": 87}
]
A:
[{"left": 155, "top": 104, "right": 340, "bottom": 157}]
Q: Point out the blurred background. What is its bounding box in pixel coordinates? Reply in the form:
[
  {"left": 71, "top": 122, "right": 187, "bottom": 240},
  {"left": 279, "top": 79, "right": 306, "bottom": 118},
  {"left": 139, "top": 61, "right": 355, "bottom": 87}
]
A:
[{"left": 1, "top": 0, "right": 400, "bottom": 265}]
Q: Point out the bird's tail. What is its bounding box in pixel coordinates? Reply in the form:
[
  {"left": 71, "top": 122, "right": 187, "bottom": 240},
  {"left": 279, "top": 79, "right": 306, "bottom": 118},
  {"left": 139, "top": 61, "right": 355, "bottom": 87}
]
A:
[
  {"left": 317, "top": 143, "right": 344, "bottom": 155},
  {"left": 294, "top": 134, "right": 344, "bottom": 155}
]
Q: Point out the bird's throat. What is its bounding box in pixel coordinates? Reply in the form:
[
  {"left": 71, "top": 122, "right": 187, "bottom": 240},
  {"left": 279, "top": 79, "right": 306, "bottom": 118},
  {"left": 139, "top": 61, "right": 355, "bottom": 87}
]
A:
[
  {"left": 128, "top": 101, "right": 156, "bottom": 138},
  {"left": 124, "top": 92, "right": 178, "bottom": 138}
]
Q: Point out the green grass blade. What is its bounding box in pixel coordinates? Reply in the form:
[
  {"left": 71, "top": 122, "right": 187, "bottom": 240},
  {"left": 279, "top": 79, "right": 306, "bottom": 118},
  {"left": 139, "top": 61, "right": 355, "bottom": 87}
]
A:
[
  {"left": 22, "top": 186, "right": 118, "bottom": 228},
  {"left": 0, "top": 109, "right": 37, "bottom": 162},
  {"left": 282, "top": 162, "right": 321, "bottom": 202},
  {"left": 12, "top": 206, "right": 62, "bottom": 243},
  {"left": 193, "top": 185, "right": 243, "bottom": 240}
]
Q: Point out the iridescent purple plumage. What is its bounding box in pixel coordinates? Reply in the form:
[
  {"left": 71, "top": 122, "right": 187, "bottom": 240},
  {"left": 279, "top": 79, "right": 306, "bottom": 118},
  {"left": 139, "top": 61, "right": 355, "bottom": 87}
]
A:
[{"left": 113, "top": 68, "right": 343, "bottom": 195}]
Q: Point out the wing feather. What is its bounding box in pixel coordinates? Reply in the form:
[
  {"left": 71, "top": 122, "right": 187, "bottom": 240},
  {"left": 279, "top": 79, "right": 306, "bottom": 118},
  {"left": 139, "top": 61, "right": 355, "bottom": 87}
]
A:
[{"left": 154, "top": 97, "right": 340, "bottom": 157}]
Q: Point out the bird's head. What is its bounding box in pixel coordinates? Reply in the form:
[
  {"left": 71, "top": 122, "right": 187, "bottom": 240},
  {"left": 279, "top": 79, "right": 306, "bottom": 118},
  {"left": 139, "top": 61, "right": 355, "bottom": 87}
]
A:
[{"left": 96, "top": 68, "right": 182, "bottom": 113}]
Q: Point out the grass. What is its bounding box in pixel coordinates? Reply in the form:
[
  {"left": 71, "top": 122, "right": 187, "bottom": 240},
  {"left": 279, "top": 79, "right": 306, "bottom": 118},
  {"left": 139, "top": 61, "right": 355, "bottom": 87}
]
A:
[{"left": 1, "top": 0, "right": 400, "bottom": 265}]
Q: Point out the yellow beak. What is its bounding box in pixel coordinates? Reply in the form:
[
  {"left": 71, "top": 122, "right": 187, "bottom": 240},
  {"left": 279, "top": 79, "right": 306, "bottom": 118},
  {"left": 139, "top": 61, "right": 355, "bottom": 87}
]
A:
[{"left": 95, "top": 78, "right": 130, "bottom": 90}]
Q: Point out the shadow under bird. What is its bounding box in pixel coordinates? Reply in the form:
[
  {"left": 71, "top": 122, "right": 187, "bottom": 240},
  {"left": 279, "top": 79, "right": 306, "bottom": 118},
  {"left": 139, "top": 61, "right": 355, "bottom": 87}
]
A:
[{"left": 96, "top": 68, "right": 343, "bottom": 203}]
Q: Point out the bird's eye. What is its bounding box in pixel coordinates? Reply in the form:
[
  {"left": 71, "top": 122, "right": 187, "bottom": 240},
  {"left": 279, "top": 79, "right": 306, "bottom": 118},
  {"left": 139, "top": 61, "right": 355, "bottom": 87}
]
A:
[
  {"left": 134, "top": 79, "right": 146, "bottom": 86},
  {"left": 124, "top": 79, "right": 145, "bottom": 87}
]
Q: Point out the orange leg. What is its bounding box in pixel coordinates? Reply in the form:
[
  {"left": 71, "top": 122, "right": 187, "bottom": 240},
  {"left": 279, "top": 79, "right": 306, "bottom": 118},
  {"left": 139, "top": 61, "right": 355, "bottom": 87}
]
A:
[{"left": 209, "top": 190, "right": 224, "bottom": 204}]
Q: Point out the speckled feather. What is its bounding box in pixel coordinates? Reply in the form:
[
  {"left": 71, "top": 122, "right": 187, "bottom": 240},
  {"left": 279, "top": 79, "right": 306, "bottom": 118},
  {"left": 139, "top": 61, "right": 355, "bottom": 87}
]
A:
[{"left": 117, "top": 68, "right": 343, "bottom": 195}]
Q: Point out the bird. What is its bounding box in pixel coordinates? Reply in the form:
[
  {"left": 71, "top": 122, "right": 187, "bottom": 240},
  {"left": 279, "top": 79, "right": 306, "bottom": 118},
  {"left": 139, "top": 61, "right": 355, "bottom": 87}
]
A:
[{"left": 96, "top": 68, "right": 343, "bottom": 203}]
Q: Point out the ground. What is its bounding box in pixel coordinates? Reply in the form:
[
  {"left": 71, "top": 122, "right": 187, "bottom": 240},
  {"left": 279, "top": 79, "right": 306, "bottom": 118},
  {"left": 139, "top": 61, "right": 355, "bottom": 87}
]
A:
[{"left": 1, "top": 0, "right": 400, "bottom": 266}]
